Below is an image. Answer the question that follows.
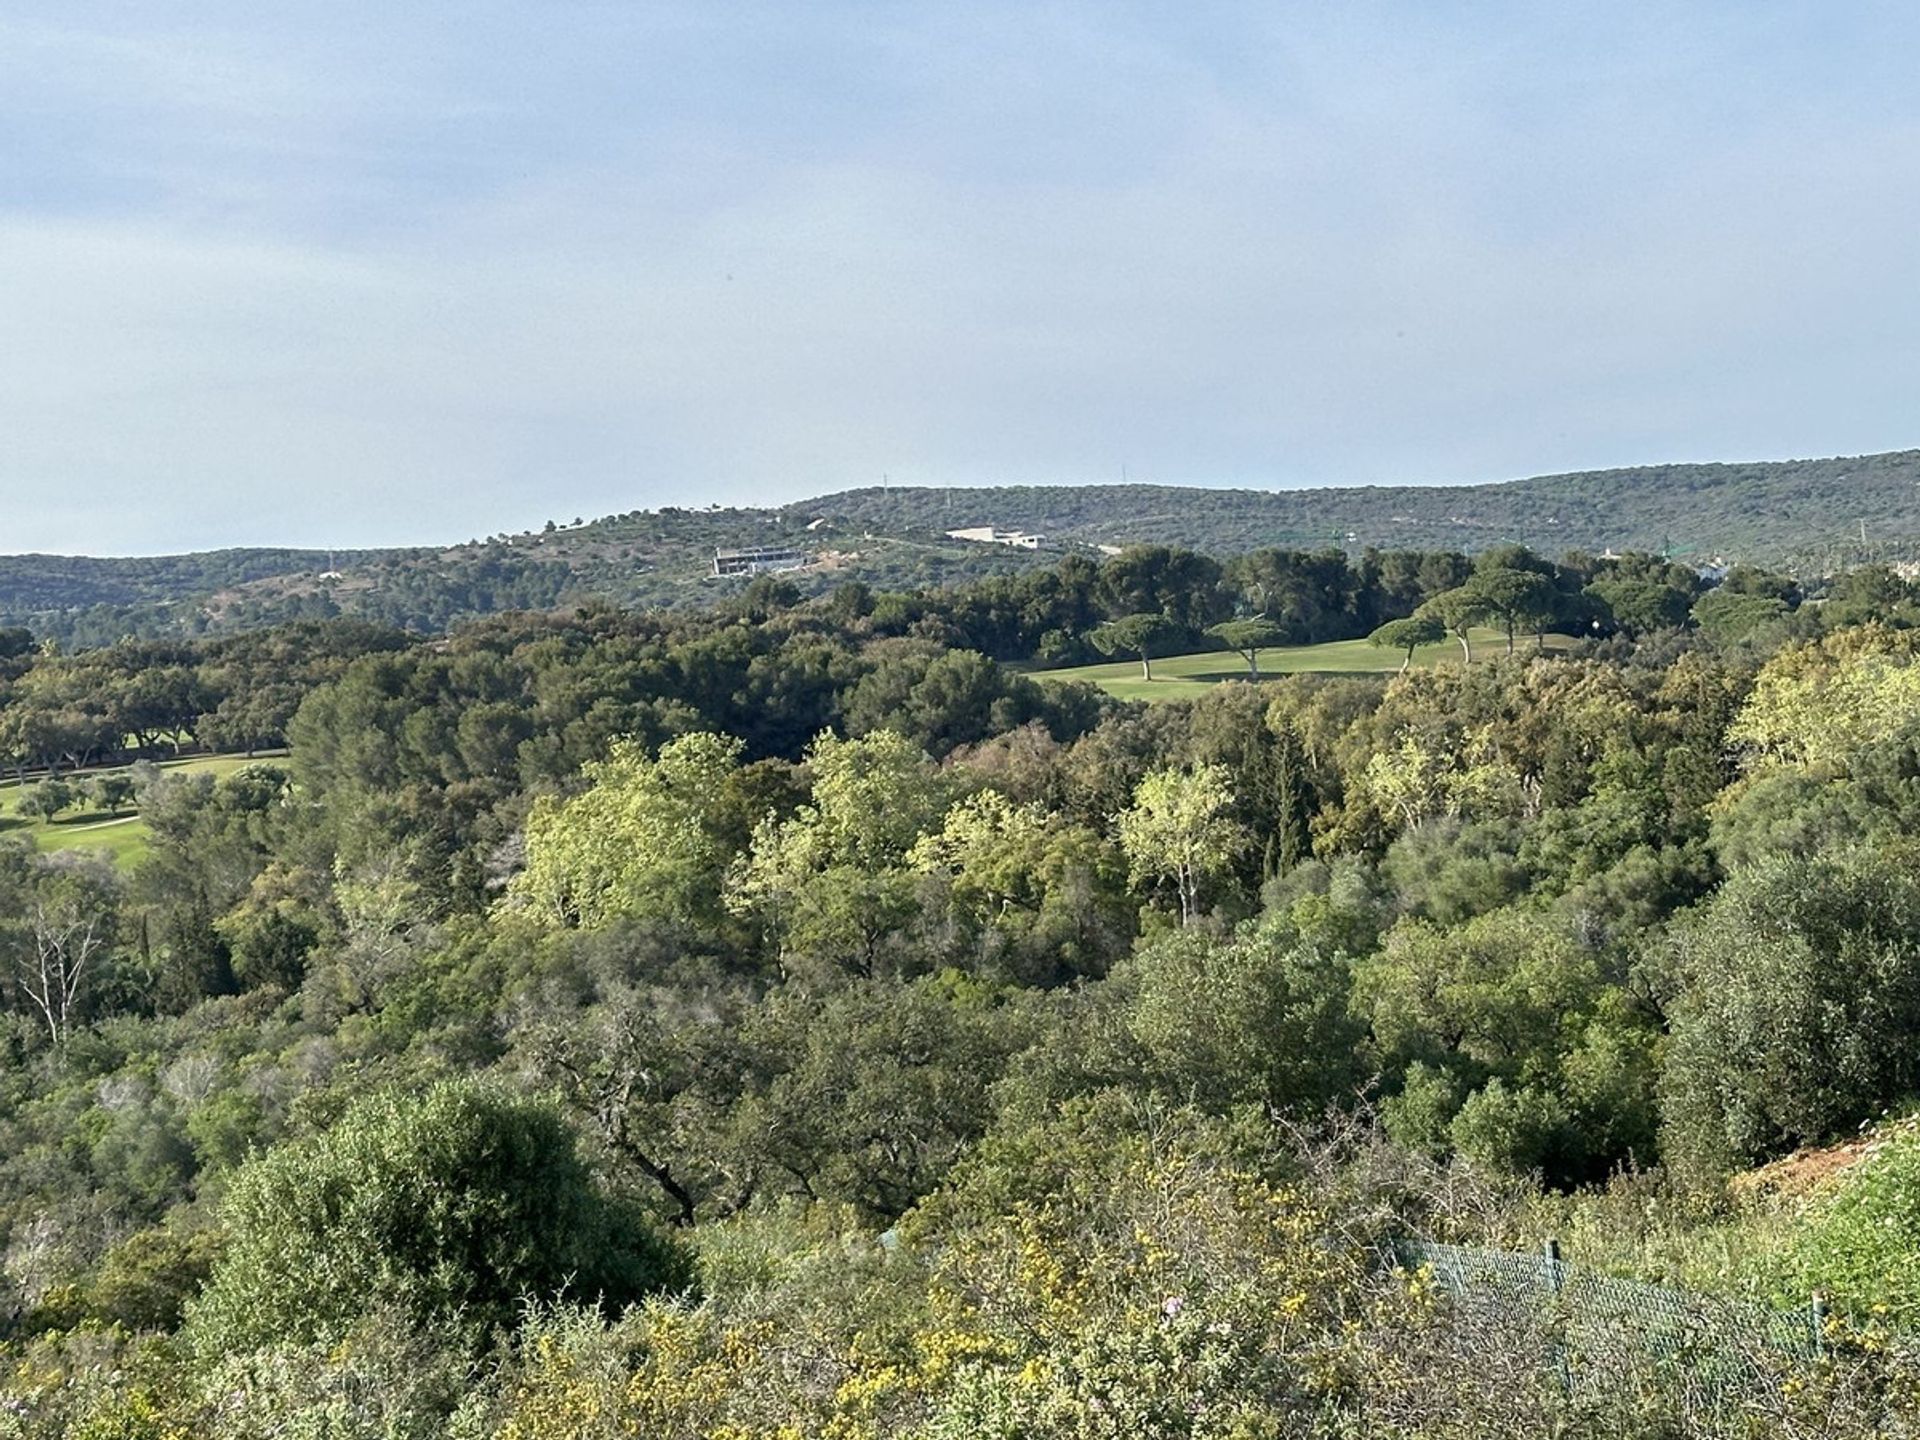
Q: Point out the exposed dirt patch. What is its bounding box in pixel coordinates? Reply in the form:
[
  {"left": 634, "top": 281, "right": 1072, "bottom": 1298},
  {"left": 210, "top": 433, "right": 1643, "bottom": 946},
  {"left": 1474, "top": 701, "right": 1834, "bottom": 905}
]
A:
[{"left": 1733, "top": 1117, "right": 1920, "bottom": 1201}]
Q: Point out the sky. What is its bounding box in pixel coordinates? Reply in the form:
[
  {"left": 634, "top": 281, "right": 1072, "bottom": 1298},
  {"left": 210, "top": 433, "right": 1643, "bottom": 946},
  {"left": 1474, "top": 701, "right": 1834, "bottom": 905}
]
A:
[{"left": 3, "top": 2, "right": 1920, "bottom": 554}]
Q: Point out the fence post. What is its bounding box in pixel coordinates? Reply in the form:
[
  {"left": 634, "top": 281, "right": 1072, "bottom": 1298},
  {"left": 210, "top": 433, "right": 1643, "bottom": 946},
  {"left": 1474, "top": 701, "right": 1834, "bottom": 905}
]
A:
[
  {"left": 1543, "top": 1239, "right": 1571, "bottom": 1391},
  {"left": 1811, "top": 1291, "right": 1826, "bottom": 1359}
]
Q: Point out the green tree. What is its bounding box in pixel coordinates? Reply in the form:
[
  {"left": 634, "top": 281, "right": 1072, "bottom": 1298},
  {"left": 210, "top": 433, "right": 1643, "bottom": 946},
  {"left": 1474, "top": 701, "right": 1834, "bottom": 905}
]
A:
[
  {"left": 1660, "top": 848, "right": 1920, "bottom": 1182},
  {"left": 1692, "top": 587, "right": 1789, "bottom": 644},
  {"left": 1585, "top": 577, "right": 1690, "bottom": 636},
  {"left": 1116, "top": 763, "right": 1248, "bottom": 925},
  {"left": 18, "top": 778, "right": 72, "bottom": 821},
  {"left": 185, "top": 1079, "right": 689, "bottom": 1356},
  {"left": 1205, "top": 618, "right": 1290, "bottom": 679},
  {"left": 1123, "top": 914, "right": 1363, "bottom": 1113},
  {"left": 84, "top": 772, "right": 136, "bottom": 816},
  {"left": 1357, "top": 906, "right": 1655, "bottom": 1179},
  {"left": 1367, "top": 615, "right": 1446, "bottom": 672},
  {"left": 9, "top": 855, "right": 121, "bottom": 1043},
  {"left": 1418, "top": 588, "right": 1488, "bottom": 664},
  {"left": 1089, "top": 613, "right": 1180, "bottom": 681},
  {"left": 1465, "top": 567, "right": 1557, "bottom": 654},
  {"left": 908, "top": 788, "right": 1131, "bottom": 980},
  {"left": 727, "top": 729, "right": 954, "bottom": 971},
  {"left": 513, "top": 731, "right": 745, "bottom": 929}
]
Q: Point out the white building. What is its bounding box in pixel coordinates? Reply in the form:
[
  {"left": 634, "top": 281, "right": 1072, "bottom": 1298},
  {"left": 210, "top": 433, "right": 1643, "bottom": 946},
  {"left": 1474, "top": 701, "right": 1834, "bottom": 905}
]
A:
[{"left": 946, "top": 526, "right": 1049, "bottom": 550}]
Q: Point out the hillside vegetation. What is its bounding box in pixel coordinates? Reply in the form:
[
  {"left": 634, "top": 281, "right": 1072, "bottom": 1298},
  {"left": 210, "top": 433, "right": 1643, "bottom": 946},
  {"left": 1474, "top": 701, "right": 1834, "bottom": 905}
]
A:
[
  {"left": 9, "top": 540, "right": 1920, "bottom": 1431},
  {"left": 815, "top": 448, "right": 1920, "bottom": 563},
  {"left": 8, "top": 446, "right": 1919, "bottom": 646}
]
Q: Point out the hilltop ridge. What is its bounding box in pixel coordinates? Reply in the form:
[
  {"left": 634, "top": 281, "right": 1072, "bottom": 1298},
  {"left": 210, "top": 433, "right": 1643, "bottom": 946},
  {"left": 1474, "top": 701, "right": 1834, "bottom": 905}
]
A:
[{"left": 9, "top": 447, "right": 1918, "bottom": 645}]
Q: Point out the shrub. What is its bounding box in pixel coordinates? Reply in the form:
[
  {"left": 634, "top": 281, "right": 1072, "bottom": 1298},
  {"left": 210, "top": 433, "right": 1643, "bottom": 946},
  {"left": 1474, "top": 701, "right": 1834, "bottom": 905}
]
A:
[{"left": 184, "top": 1078, "right": 690, "bottom": 1356}]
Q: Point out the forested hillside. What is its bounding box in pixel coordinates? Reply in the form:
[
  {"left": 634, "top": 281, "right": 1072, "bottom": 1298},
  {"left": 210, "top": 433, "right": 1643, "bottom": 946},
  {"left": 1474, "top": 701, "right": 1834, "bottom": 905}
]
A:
[
  {"left": 817, "top": 447, "right": 1920, "bottom": 563},
  {"left": 12, "top": 543, "right": 1920, "bottom": 1433},
  {"left": 9, "top": 447, "right": 1920, "bottom": 648},
  {"left": 0, "top": 508, "right": 1045, "bottom": 649}
]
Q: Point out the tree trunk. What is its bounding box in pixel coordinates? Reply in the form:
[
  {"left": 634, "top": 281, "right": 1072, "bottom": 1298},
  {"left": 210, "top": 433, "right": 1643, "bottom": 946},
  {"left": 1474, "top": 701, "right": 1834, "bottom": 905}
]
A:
[{"left": 1457, "top": 631, "right": 1473, "bottom": 665}]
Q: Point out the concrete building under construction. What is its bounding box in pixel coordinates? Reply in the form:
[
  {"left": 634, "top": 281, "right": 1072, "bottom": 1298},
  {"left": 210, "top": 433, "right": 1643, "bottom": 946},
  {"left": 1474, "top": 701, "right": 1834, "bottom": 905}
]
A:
[{"left": 711, "top": 545, "right": 813, "bottom": 578}]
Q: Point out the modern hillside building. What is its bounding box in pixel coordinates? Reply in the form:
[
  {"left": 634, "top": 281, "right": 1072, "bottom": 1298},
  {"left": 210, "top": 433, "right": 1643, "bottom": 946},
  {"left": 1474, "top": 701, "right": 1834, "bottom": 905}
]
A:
[
  {"left": 711, "top": 546, "right": 813, "bottom": 577},
  {"left": 945, "top": 526, "right": 1049, "bottom": 549}
]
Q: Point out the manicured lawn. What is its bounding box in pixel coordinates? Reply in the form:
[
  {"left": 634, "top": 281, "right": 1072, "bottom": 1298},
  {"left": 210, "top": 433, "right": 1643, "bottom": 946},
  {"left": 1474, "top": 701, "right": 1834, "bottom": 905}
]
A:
[
  {"left": 0, "top": 751, "right": 287, "bottom": 866},
  {"left": 1030, "top": 628, "right": 1573, "bottom": 702}
]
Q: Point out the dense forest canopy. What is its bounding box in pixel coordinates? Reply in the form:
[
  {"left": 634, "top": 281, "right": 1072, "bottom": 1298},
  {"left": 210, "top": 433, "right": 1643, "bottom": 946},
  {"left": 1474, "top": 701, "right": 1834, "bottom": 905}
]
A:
[{"left": 9, "top": 535, "right": 1920, "bottom": 1433}]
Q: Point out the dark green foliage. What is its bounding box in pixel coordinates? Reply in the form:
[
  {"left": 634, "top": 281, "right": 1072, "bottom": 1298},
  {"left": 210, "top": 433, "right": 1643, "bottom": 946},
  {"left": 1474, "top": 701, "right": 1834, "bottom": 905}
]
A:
[
  {"left": 1122, "top": 914, "right": 1365, "bottom": 1115},
  {"left": 1660, "top": 849, "right": 1920, "bottom": 1182},
  {"left": 816, "top": 448, "right": 1920, "bottom": 570},
  {"left": 1089, "top": 612, "right": 1182, "bottom": 678},
  {"left": 185, "top": 1078, "right": 690, "bottom": 1355},
  {"left": 1206, "top": 617, "right": 1291, "bottom": 677}
]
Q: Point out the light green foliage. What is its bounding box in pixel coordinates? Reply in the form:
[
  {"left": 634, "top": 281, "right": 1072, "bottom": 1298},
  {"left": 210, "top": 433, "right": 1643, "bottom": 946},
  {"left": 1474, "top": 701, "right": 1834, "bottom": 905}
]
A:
[
  {"left": 727, "top": 729, "right": 955, "bottom": 969},
  {"left": 1357, "top": 729, "right": 1524, "bottom": 833},
  {"left": 184, "top": 1078, "right": 689, "bottom": 1356},
  {"left": 1787, "top": 1122, "right": 1920, "bottom": 1323},
  {"left": 1115, "top": 763, "right": 1247, "bottom": 924},
  {"left": 6, "top": 853, "right": 123, "bottom": 1043},
  {"left": 1726, "top": 627, "right": 1920, "bottom": 771},
  {"left": 908, "top": 789, "right": 1129, "bottom": 979},
  {"left": 513, "top": 730, "right": 744, "bottom": 928},
  {"left": 85, "top": 1224, "right": 223, "bottom": 1331}
]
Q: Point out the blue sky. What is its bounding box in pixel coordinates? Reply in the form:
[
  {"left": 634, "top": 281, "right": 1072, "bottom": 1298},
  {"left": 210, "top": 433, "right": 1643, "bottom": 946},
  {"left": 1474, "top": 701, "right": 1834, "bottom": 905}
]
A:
[{"left": 3, "top": 2, "right": 1918, "bottom": 553}]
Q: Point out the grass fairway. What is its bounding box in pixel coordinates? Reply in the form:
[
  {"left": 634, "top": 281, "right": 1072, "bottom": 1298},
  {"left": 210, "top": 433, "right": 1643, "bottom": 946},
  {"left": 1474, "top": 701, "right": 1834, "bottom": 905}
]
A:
[
  {"left": 1031, "top": 628, "right": 1572, "bottom": 702},
  {"left": 0, "top": 752, "right": 284, "bottom": 867}
]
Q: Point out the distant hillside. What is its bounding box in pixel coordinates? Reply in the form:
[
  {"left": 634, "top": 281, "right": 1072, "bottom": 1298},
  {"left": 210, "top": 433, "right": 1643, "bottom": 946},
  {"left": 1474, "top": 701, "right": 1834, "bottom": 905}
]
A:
[
  {"left": 0, "top": 507, "right": 1045, "bottom": 647},
  {"left": 807, "top": 449, "right": 1920, "bottom": 564},
  {"left": 0, "top": 549, "right": 389, "bottom": 614},
  {"left": 5, "top": 447, "right": 1917, "bottom": 645}
]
